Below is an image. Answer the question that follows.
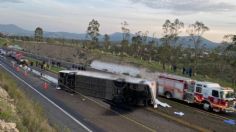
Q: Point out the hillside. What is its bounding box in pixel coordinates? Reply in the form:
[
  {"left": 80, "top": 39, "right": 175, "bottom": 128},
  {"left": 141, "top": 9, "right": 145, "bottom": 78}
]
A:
[
  {"left": 0, "top": 70, "right": 56, "bottom": 131},
  {"left": 0, "top": 24, "right": 220, "bottom": 49}
]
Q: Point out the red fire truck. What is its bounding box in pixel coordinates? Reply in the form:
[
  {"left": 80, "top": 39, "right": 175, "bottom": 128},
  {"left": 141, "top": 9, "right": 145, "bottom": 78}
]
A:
[{"left": 157, "top": 74, "right": 236, "bottom": 112}]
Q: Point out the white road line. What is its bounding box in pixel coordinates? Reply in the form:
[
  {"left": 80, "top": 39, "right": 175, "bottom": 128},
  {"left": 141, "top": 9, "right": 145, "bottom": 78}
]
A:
[{"left": 0, "top": 63, "right": 92, "bottom": 132}]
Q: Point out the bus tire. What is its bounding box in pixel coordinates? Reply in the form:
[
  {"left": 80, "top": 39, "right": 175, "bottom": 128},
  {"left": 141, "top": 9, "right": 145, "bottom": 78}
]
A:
[
  {"left": 125, "top": 96, "right": 137, "bottom": 106},
  {"left": 112, "top": 96, "right": 123, "bottom": 104}
]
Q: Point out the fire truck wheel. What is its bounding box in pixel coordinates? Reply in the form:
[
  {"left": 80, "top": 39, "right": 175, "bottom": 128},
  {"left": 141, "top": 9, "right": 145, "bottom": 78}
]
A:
[
  {"left": 203, "top": 102, "right": 211, "bottom": 111},
  {"left": 165, "top": 92, "right": 172, "bottom": 99}
]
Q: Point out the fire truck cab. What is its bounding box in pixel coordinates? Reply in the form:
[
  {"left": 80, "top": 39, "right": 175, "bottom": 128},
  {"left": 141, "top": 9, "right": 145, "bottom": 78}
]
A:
[{"left": 193, "top": 82, "right": 236, "bottom": 112}]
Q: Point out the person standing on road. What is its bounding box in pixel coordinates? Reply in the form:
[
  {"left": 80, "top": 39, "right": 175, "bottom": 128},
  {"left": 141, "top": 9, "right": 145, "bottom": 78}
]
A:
[
  {"left": 189, "top": 67, "right": 192, "bottom": 77},
  {"left": 173, "top": 64, "right": 177, "bottom": 72},
  {"left": 182, "top": 67, "right": 186, "bottom": 75}
]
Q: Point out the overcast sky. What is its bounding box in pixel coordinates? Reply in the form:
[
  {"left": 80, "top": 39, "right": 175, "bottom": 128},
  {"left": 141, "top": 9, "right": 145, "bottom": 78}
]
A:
[{"left": 0, "top": 0, "right": 236, "bottom": 42}]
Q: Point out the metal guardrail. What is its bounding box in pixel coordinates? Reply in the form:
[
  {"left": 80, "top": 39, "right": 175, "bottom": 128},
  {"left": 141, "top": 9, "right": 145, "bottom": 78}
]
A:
[{"left": 17, "top": 50, "right": 86, "bottom": 69}]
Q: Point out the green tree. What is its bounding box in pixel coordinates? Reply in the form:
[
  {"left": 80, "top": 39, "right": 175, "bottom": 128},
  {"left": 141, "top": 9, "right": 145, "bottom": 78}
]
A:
[
  {"left": 121, "top": 21, "right": 130, "bottom": 54},
  {"left": 103, "top": 34, "right": 111, "bottom": 51},
  {"left": 87, "top": 19, "right": 100, "bottom": 48},
  {"left": 224, "top": 34, "right": 236, "bottom": 50},
  {"left": 144, "top": 32, "right": 158, "bottom": 62},
  {"left": 149, "top": 32, "right": 158, "bottom": 46},
  {"left": 131, "top": 31, "right": 143, "bottom": 57},
  {"left": 223, "top": 34, "right": 236, "bottom": 87},
  {"left": 34, "top": 27, "right": 43, "bottom": 42},
  {"left": 142, "top": 31, "right": 149, "bottom": 44},
  {"left": 160, "top": 19, "right": 184, "bottom": 70},
  {"left": 187, "top": 21, "right": 209, "bottom": 74},
  {"left": 121, "top": 21, "right": 130, "bottom": 42}
]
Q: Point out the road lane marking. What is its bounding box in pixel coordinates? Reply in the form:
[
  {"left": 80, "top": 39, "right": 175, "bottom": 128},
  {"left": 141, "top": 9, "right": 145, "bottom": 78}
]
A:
[
  {"left": 0, "top": 63, "right": 93, "bottom": 132},
  {"left": 1, "top": 59, "right": 156, "bottom": 132},
  {"left": 3, "top": 57, "right": 229, "bottom": 132},
  {"left": 147, "top": 108, "right": 212, "bottom": 132},
  {"left": 71, "top": 88, "right": 156, "bottom": 132},
  {"left": 158, "top": 97, "right": 231, "bottom": 121}
]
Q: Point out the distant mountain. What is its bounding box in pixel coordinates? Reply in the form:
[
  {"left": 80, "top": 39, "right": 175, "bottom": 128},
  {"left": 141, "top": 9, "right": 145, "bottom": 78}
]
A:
[
  {"left": 175, "top": 36, "right": 220, "bottom": 49},
  {"left": 0, "top": 24, "right": 86, "bottom": 39},
  {"left": 104, "top": 33, "right": 220, "bottom": 49},
  {"left": 0, "top": 24, "right": 32, "bottom": 36},
  {"left": 0, "top": 24, "right": 220, "bottom": 49}
]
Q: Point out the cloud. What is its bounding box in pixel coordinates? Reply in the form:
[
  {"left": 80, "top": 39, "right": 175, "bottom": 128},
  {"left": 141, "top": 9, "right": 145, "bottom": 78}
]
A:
[
  {"left": 0, "top": 0, "right": 23, "bottom": 3},
  {"left": 130, "top": 0, "right": 236, "bottom": 14}
]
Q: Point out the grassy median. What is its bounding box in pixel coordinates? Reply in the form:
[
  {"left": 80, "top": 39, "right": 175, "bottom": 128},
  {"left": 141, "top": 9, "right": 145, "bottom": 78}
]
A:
[{"left": 0, "top": 69, "right": 56, "bottom": 132}]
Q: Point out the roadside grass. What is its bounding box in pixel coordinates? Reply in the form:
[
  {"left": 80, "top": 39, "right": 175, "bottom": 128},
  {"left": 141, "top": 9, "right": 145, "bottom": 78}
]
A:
[
  {"left": 0, "top": 99, "right": 16, "bottom": 122},
  {"left": 0, "top": 69, "right": 56, "bottom": 132},
  {"left": 0, "top": 38, "right": 8, "bottom": 47},
  {"left": 50, "top": 65, "right": 64, "bottom": 73}
]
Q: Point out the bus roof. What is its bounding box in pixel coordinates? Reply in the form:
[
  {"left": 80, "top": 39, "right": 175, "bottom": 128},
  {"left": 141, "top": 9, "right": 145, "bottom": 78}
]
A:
[{"left": 59, "top": 70, "right": 155, "bottom": 85}]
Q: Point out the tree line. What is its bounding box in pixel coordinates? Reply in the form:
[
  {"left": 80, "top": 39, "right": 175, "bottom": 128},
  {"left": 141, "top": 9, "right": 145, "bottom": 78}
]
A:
[
  {"left": 84, "top": 19, "right": 236, "bottom": 87},
  {"left": 1, "top": 19, "right": 235, "bottom": 87}
]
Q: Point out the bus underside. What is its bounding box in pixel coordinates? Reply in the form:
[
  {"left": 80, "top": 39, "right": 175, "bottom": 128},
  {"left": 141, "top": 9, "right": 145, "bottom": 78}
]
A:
[{"left": 58, "top": 72, "right": 154, "bottom": 106}]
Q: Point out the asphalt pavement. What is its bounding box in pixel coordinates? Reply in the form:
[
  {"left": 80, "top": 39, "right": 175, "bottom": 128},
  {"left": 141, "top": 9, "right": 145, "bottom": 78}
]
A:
[
  {"left": 0, "top": 57, "right": 98, "bottom": 132},
  {"left": 0, "top": 56, "right": 196, "bottom": 132},
  {"left": 2, "top": 55, "right": 236, "bottom": 132}
]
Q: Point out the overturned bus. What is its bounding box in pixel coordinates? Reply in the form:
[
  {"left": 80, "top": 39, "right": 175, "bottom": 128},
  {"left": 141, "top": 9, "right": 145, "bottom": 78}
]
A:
[{"left": 58, "top": 70, "right": 158, "bottom": 108}]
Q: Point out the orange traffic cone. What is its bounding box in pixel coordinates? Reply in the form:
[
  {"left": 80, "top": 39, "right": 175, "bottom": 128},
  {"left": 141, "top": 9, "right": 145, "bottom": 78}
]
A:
[{"left": 43, "top": 82, "right": 49, "bottom": 90}]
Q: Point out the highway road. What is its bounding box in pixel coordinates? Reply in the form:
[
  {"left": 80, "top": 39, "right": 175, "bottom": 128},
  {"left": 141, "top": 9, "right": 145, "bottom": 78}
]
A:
[
  {"left": 1, "top": 54, "right": 236, "bottom": 132},
  {"left": 0, "top": 57, "right": 96, "bottom": 132},
  {"left": 0, "top": 56, "right": 198, "bottom": 131}
]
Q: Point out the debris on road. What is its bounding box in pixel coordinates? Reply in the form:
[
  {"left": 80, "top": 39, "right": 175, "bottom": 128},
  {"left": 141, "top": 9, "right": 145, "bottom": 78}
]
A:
[
  {"left": 155, "top": 99, "right": 171, "bottom": 108},
  {"left": 224, "top": 120, "right": 235, "bottom": 125},
  {"left": 174, "top": 112, "right": 185, "bottom": 117},
  {"left": 56, "top": 86, "right": 61, "bottom": 90}
]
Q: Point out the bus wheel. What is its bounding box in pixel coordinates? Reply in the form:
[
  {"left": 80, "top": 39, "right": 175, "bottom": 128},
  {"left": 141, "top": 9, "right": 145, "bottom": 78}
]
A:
[
  {"left": 203, "top": 102, "right": 211, "bottom": 111},
  {"left": 126, "top": 96, "right": 137, "bottom": 106},
  {"left": 112, "top": 96, "right": 123, "bottom": 104}
]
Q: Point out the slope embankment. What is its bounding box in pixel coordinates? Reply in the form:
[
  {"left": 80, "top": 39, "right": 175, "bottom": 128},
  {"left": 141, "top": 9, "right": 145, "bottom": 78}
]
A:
[{"left": 0, "top": 69, "right": 56, "bottom": 132}]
